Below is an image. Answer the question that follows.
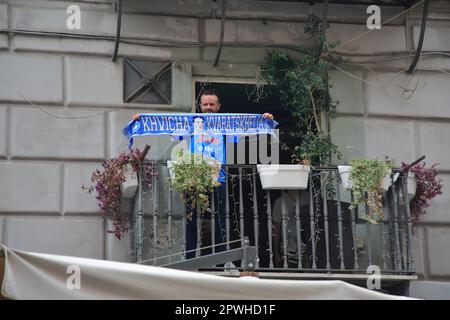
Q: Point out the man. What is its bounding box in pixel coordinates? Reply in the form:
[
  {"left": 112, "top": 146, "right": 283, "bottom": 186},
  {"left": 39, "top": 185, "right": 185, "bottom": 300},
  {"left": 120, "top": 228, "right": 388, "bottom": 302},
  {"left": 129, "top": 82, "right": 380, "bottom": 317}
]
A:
[
  {"left": 133, "top": 90, "right": 274, "bottom": 261},
  {"left": 186, "top": 89, "right": 274, "bottom": 260},
  {"left": 196, "top": 89, "right": 273, "bottom": 184}
]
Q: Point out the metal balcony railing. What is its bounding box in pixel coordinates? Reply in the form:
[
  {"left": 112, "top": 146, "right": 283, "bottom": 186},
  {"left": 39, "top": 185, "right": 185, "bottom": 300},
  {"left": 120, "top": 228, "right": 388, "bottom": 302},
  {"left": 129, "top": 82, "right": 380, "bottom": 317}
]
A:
[{"left": 130, "top": 162, "right": 415, "bottom": 276}]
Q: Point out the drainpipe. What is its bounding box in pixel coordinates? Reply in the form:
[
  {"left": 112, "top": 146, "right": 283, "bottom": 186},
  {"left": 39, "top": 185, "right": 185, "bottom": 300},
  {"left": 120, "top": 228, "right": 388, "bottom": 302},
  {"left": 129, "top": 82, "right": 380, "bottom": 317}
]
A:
[
  {"left": 408, "top": 0, "right": 430, "bottom": 74},
  {"left": 112, "top": 0, "right": 123, "bottom": 62},
  {"left": 213, "top": 0, "right": 227, "bottom": 67}
]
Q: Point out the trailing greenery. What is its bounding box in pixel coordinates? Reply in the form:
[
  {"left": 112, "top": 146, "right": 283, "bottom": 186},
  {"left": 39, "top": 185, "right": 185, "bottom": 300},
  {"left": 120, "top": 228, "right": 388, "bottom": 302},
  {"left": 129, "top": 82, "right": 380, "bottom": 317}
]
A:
[
  {"left": 261, "top": 15, "right": 343, "bottom": 166},
  {"left": 349, "top": 158, "right": 392, "bottom": 224},
  {"left": 171, "top": 150, "right": 221, "bottom": 221}
]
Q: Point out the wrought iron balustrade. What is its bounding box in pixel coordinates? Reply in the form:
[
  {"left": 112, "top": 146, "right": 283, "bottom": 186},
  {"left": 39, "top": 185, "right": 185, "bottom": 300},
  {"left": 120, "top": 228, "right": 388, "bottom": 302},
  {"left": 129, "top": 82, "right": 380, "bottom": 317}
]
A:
[{"left": 130, "top": 162, "right": 415, "bottom": 276}]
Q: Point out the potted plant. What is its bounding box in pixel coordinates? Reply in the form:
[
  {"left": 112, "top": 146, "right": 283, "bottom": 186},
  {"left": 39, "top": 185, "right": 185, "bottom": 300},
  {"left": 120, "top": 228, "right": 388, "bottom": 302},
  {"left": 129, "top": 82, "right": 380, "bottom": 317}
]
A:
[
  {"left": 260, "top": 15, "right": 343, "bottom": 169},
  {"left": 401, "top": 162, "right": 443, "bottom": 231},
  {"left": 339, "top": 163, "right": 392, "bottom": 191},
  {"left": 169, "top": 150, "right": 221, "bottom": 217},
  {"left": 346, "top": 158, "right": 393, "bottom": 224},
  {"left": 84, "top": 148, "right": 156, "bottom": 239},
  {"left": 256, "top": 16, "right": 343, "bottom": 190}
]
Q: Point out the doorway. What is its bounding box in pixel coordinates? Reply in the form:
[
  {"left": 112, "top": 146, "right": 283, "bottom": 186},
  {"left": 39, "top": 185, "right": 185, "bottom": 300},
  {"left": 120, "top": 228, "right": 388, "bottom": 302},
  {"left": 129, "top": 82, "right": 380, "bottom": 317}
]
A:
[
  {"left": 194, "top": 80, "right": 300, "bottom": 268},
  {"left": 194, "top": 81, "right": 299, "bottom": 164}
]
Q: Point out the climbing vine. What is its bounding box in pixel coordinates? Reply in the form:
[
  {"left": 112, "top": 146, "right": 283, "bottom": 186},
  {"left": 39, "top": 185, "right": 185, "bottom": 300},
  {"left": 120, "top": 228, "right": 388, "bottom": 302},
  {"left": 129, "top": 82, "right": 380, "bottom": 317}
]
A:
[{"left": 260, "top": 14, "right": 343, "bottom": 166}]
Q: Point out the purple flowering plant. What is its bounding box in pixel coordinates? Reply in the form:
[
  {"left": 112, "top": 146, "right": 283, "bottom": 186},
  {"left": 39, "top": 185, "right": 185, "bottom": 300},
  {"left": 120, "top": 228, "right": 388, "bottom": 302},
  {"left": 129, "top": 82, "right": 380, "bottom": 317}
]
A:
[
  {"left": 401, "top": 162, "right": 443, "bottom": 231},
  {"left": 83, "top": 148, "right": 156, "bottom": 239}
]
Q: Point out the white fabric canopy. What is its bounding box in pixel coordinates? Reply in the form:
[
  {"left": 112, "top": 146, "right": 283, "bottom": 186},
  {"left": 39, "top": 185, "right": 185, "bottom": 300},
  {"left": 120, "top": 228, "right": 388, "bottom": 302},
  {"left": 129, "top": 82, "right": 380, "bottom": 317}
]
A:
[{"left": 0, "top": 245, "right": 413, "bottom": 300}]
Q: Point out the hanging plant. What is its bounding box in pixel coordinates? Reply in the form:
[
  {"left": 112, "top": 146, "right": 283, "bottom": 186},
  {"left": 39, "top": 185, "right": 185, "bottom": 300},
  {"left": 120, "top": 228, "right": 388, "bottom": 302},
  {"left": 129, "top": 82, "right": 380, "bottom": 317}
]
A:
[
  {"left": 349, "top": 158, "right": 392, "bottom": 224},
  {"left": 170, "top": 150, "right": 221, "bottom": 221},
  {"left": 83, "top": 148, "right": 157, "bottom": 239},
  {"left": 401, "top": 162, "right": 443, "bottom": 231}
]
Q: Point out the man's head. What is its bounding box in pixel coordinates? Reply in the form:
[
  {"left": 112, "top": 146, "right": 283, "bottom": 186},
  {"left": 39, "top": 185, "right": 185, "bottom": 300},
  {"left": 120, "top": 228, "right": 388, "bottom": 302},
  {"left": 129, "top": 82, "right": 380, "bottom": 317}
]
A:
[{"left": 199, "top": 89, "right": 221, "bottom": 113}]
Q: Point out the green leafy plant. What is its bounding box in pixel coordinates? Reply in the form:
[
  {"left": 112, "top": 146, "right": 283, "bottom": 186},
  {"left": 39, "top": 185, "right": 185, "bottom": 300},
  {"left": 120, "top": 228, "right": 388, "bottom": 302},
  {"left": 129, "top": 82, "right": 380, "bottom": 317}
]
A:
[
  {"left": 260, "top": 16, "right": 344, "bottom": 240},
  {"left": 348, "top": 158, "right": 392, "bottom": 224},
  {"left": 83, "top": 148, "right": 157, "bottom": 239},
  {"left": 170, "top": 151, "right": 221, "bottom": 221},
  {"left": 258, "top": 15, "right": 347, "bottom": 249},
  {"left": 261, "top": 14, "right": 343, "bottom": 166}
]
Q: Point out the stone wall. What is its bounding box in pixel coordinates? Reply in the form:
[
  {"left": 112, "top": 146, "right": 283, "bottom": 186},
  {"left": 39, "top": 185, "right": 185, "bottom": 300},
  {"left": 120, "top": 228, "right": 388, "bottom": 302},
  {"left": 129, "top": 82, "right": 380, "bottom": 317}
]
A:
[{"left": 0, "top": 0, "right": 449, "bottom": 298}]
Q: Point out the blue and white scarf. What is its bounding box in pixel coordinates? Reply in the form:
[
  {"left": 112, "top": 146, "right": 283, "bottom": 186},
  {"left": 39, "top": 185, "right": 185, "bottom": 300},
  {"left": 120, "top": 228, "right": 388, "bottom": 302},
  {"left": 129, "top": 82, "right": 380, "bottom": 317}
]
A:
[{"left": 123, "top": 113, "right": 278, "bottom": 148}]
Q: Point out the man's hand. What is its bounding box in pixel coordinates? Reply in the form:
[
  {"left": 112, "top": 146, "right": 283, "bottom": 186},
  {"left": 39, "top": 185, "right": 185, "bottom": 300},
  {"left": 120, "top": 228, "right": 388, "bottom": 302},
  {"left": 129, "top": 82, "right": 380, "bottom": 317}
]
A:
[
  {"left": 133, "top": 113, "right": 140, "bottom": 120},
  {"left": 263, "top": 112, "right": 274, "bottom": 120}
]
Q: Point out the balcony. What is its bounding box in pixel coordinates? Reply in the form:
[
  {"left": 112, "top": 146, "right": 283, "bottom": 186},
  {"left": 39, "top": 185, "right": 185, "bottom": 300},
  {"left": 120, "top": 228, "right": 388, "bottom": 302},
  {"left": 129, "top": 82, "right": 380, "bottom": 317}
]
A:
[{"left": 129, "top": 162, "right": 416, "bottom": 292}]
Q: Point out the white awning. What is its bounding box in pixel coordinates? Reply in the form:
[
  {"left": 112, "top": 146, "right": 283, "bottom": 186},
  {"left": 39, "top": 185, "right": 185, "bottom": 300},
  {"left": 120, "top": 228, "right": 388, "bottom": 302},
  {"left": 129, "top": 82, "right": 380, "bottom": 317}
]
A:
[{"left": 0, "top": 245, "right": 414, "bottom": 300}]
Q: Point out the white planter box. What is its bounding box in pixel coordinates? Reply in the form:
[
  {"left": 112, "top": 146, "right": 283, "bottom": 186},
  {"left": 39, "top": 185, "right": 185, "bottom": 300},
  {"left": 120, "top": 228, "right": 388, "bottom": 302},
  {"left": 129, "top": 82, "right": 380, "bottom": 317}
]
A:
[
  {"left": 338, "top": 166, "right": 352, "bottom": 189},
  {"left": 338, "top": 166, "right": 392, "bottom": 191},
  {"left": 120, "top": 164, "right": 138, "bottom": 198},
  {"left": 257, "top": 164, "right": 310, "bottom": 190},
  {"left": 167, "top": 160, "right": 176, "bottom": 182},
  {"left": 407, "top": 172, "right": 417, "bottom": 197},
  {"left": 380, "top": 169, "right": 392, "bottom": 191},
  {"left": 393, "top": 172, "right": 417, "bottom": 197}
]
